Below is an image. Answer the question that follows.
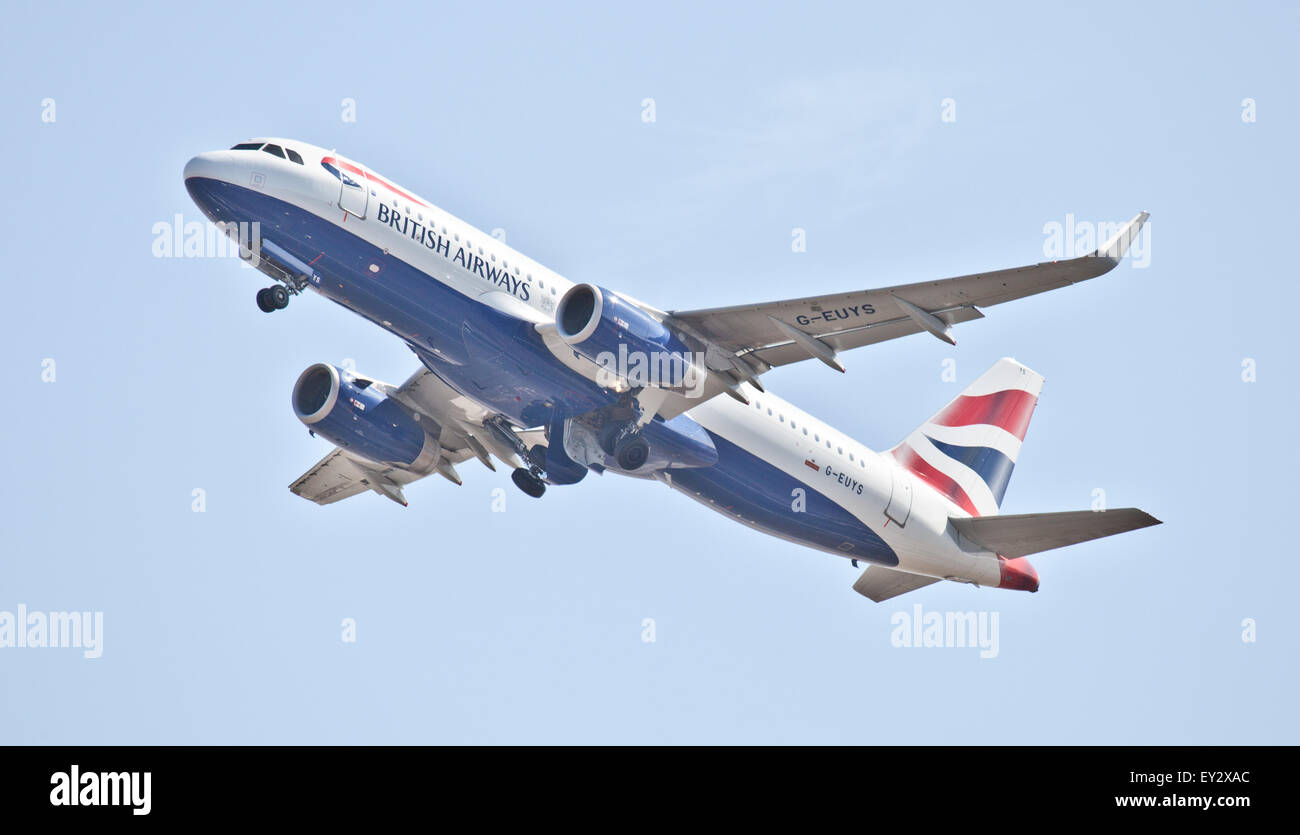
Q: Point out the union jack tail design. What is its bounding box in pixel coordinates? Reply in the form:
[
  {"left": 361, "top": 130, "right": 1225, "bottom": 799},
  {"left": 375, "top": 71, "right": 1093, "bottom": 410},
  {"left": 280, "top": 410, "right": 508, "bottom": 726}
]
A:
[{"left": 892, "top": 358, "right": 1043, "bottom": 517}]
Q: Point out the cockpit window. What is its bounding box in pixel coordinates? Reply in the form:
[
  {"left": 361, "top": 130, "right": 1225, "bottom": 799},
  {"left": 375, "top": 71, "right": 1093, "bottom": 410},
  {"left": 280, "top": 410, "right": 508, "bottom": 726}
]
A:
[{"left": 231, "top": 141, "right": 305, "bottom": 164}]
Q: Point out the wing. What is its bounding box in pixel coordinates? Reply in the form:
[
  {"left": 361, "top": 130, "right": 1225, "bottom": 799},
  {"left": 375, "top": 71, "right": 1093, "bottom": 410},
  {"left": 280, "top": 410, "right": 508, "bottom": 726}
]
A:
[{"left": 668, "top": 212, "right": 1148, "bottom": 375}]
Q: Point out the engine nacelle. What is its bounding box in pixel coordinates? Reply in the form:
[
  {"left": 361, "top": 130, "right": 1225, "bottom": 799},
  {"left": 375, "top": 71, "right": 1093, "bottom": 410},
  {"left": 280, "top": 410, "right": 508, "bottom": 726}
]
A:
[
  {"left": 555, "top": 283, "right": 701, "bottom": 390},
  {"left": 292, "top": 364, "right": 440, "bottom": 471}
]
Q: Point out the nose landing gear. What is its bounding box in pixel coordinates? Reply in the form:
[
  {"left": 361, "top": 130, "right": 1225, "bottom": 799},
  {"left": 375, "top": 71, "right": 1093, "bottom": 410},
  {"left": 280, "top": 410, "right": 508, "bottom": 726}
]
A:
[{"left": 256, "top": 285, "right": 291, "bottom": 312}]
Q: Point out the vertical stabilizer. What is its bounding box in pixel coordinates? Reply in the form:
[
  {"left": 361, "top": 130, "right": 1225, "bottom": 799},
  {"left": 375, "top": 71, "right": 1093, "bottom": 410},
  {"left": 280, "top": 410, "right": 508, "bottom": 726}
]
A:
[{"left": 891, "top": 358, "right": 1043, "bottom": 517}]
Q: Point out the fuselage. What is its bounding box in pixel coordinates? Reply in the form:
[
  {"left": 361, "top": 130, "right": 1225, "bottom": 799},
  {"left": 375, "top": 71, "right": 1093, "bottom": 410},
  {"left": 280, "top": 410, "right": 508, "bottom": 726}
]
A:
[{"left": 183, "top": 137, "right": 1007, "bottom": 588}]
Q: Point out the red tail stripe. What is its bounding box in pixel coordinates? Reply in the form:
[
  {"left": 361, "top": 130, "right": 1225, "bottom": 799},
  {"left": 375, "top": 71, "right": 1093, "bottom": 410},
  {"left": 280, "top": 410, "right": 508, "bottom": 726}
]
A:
[
  {"left": 932, "top": 389, "right": 1037, "bottom": 441},
  {"left": 893, "top": 445, "right": 981, "bottom": 517}
]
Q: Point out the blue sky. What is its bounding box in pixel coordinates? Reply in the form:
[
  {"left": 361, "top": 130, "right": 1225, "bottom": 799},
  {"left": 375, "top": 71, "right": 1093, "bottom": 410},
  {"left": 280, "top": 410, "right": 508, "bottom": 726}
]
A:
[{"left": 1, "top": 1, "right": 1296, "bottom": 743}]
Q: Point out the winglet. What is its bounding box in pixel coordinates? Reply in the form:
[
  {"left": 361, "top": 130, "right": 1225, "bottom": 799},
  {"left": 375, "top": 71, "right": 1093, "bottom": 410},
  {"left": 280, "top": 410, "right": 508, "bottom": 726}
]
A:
[{"left": 1094, "top": 211, "right": 1149, "bottom": 262}]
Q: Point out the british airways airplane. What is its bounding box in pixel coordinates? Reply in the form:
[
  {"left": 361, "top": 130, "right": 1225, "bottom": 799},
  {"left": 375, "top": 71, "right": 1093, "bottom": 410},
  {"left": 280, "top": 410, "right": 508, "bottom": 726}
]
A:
[{"left": 184, "top": 137, "right": 1159, "bottom": 602}]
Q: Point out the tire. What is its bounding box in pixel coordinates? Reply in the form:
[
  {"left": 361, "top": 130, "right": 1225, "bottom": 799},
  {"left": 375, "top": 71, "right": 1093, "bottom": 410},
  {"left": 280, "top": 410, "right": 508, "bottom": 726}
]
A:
[
  {"left": 598, "top": 421, "right": 624, "bottom": 455},
  {"left": 511, "top": 468, "right": 546, "bottom": 498},
  {"left": 256, "top": 288, "right": 274, "bottom": 312},
  {"left": 614, "top": 435, "right": 650, "bottom": 471},
  {"left": 268, "top": 285, "right": 290, "bottom": 309}
]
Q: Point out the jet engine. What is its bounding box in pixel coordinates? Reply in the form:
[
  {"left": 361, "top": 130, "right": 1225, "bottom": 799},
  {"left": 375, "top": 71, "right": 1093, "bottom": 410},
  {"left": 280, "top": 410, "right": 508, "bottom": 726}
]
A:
[
  {"left": 291, "top": 363, "right": 440, "bottom": 472},
  {"left": 554, "top": 284, "right": 701, "bottom": 390}
]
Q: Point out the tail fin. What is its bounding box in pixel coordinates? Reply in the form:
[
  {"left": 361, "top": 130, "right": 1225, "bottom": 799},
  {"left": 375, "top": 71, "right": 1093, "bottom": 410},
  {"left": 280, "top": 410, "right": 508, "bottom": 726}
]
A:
[{"left": 892, "top": 358, "right": 1043, "bottom": 517}]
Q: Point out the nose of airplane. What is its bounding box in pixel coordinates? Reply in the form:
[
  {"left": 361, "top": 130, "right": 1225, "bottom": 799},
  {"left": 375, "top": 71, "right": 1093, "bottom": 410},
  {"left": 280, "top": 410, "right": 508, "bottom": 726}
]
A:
[
  {"left": 997, "top": 556, "right": 1040, "bottom": 592},
  {"left": 183, "top": 150, "right": 228, "bottom": 184},
  {"left": 184, "top": 150, "right": 242, "bottom": 221}
]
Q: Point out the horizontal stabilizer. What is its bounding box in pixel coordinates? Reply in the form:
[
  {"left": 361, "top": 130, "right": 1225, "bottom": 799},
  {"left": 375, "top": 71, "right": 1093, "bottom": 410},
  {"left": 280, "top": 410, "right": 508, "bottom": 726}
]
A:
[
  {"left": 852, "top": 565, "right": 941, "bottom": 602},
  {"left": 950, "top": 508, "right": 1161, "bottom": 558}
]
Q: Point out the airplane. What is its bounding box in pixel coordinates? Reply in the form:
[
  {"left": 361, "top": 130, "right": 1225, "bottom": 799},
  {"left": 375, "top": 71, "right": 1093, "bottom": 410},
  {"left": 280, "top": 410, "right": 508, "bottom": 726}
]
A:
[{"left": 183, "top": 137, "right": 1160, "bottom": 602}]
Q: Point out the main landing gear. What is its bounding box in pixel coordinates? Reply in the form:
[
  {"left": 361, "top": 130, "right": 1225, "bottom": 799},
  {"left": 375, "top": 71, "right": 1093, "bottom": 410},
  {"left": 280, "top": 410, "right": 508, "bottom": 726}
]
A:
[
  {"left": 256, "top": 285, "right": 290, "bottom": 312},
  {"left": 485, "top": 417, "right": 549, "bottom": 499},
  {"left": 511, "top": 467, "right": 547, "bottom": 499},
  {"left": 599, "top": 419, "right": 649, "bottom": 471}
]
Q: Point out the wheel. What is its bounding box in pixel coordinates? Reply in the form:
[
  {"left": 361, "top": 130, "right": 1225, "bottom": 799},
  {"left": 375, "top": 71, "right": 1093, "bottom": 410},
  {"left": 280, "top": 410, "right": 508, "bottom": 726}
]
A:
[
  {"left": 511, "top": 468, "right": 546, "bottom": 498},
  {"left": 268, "top": 285, "right": 290, "bottom": 309},
  {"left": 255, "top": 288, "right": 275, "bottom": 312},
  {"left": 598, "top": 421, "right": 624, "bottom": 455},
  {"left": 614, "top": 435, "right": 649, "bottom": 471}
]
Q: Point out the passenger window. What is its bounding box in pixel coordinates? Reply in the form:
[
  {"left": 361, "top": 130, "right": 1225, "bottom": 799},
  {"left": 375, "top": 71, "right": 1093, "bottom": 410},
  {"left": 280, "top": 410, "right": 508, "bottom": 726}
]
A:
[
  {"left": 262, "top": 144, "right": 286, "bottom": 159},
  {"left": 285, "top": 148, "right": 304, "bottom": 164}
]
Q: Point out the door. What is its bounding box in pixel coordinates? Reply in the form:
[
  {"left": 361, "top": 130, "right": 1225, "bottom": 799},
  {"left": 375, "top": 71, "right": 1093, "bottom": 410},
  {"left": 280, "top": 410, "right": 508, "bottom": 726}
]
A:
[
  {"left": 337, "top": 161, "right": 368, "bottom": 219},
  {"left": 885, "top": 466, "right": 913, "bottom": 527}
]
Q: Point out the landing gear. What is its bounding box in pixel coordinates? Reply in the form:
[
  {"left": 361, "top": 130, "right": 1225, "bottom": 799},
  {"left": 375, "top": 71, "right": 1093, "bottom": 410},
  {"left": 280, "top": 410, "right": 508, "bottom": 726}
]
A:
[
  {"left": 256, "top": 285, "right": 290, "bottom": 312},
  {"left": 511, "top": 467, "right": 546, "bottom": 498},
  {"left": 614, "top": 434, "right": 649, "bottom": 471},
  {"left": 599, "top": 416, "right": 650, "bottom": 471},
  {"left": 486, "top": 417, "right": 550, "bottom": 497},
  {"left": 599, "top": 421, "right": 624, "bottom": 456}
]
